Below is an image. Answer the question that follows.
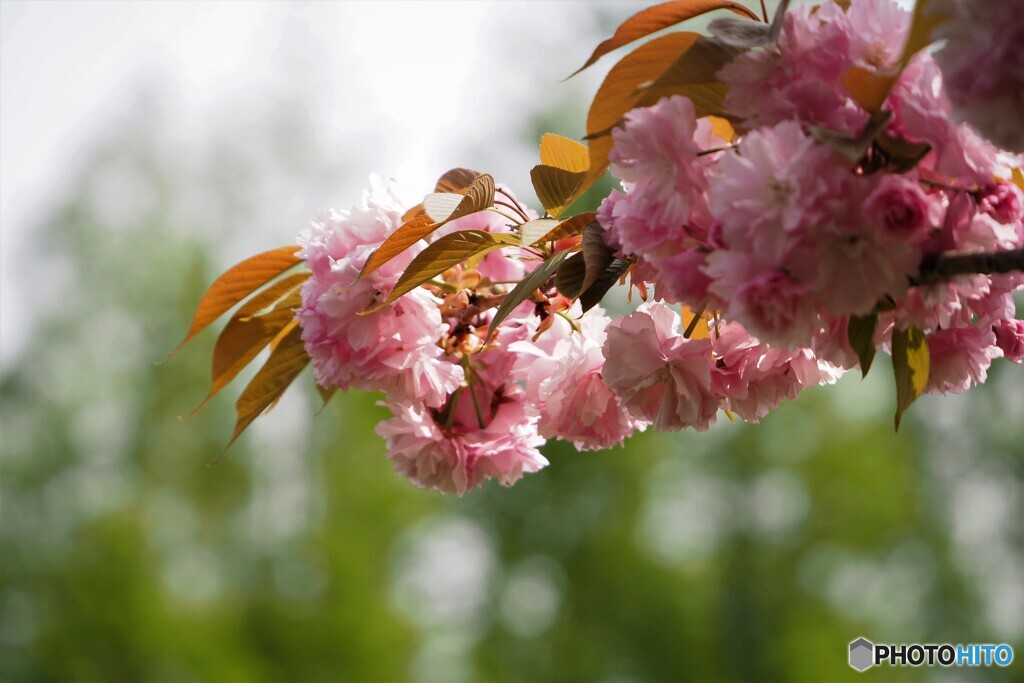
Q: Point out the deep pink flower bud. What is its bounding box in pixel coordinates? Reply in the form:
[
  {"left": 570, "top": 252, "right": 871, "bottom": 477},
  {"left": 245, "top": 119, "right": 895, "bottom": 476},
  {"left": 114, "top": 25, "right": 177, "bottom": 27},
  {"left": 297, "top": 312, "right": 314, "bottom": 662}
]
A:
[
  {"left": 864, "top": 175, "right": 935, "bottom": 242},
  {"left": 978, "top": 182, "right": 1023, "bottom": 225},
  {"left": 993, "top": 319, "right": 1024, "bottom": 362}
]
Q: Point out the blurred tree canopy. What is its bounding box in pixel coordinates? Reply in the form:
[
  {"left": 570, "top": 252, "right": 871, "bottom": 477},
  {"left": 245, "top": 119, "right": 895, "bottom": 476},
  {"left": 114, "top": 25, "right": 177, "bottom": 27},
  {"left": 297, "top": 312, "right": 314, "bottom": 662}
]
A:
[{"left": 1, "top": 85, "right": 1022, "bottom": 683}]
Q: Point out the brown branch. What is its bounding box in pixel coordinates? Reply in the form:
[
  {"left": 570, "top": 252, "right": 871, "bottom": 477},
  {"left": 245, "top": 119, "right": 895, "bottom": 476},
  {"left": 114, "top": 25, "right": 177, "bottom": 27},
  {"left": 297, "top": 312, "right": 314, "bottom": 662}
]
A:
[{"left": 912, "top": 248, "right": 1024, "bottom": 287}]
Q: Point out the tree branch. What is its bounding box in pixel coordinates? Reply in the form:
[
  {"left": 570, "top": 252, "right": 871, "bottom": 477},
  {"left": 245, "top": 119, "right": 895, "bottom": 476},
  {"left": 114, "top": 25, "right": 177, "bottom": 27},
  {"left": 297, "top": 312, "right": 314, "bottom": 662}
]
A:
[{"left": 912, "top": 248, "right": 1024, "bottom": 287}]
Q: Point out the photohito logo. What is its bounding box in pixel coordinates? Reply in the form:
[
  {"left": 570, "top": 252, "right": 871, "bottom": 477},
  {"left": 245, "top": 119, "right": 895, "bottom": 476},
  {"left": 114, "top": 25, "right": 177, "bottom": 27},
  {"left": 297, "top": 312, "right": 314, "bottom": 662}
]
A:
[{"left": 849, "top": 637, "right": 1014, "bottom": 672}]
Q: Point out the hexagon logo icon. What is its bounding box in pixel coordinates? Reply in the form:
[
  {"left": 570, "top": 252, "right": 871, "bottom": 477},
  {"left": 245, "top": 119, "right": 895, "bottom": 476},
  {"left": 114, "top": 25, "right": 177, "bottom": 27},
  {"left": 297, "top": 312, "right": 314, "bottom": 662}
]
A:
[{"left": 849, "top": 637, "right": 874, "bottom": 672}]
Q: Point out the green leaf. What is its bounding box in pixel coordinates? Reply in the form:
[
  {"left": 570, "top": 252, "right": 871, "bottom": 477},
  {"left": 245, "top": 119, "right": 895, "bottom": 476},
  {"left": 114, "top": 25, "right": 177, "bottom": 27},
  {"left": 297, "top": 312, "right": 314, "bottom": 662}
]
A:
[
  {"left": 847, "top": 313, "right": 878, "bottom": 377},
  {"left": 372, "top": 230, "right": 517, "bottom": 310},
  {"left": 555, "top": 253, "right": 587, "bottom": 299},
  {"left": 485, "top": 251, "right": 571, "bottom": 343},
  {"left": 891, "top": 326, "right": 930, "bottom": 431},
  {"left": 581, "top": 258, "right": 629, "bottom": 312},
  {"left": 809, "top": 110, "right": 892, "bottom": 163}
]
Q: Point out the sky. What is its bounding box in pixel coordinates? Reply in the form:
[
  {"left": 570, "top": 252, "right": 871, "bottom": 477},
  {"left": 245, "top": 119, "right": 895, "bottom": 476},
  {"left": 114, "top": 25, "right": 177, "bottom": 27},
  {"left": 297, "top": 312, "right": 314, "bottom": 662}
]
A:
[{"left": 0, "top": 0, "right": 610, "bottom": 365}]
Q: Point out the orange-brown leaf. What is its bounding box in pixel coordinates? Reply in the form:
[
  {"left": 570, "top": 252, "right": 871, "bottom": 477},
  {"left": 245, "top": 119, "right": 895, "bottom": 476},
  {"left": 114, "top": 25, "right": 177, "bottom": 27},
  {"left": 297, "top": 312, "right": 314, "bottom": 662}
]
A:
[
  {"left": 581, "top": 222, "right": 614, "bottom": 293},
  {"left": 635, "top": 36, "right": 737, "bottom": 117},
  {"left": 841, "top": 66, "right": 899, "bottom": 113},
  {"left": 570, "top": 0, "right": 759, "bottom": 77},
  {"left": 581, "top": 32, "right": 704, "bottom": 202},
  {"left": 706, "top": 115, "right": 735, "bottom": 142},
  {"left": 539, "top": 133, "right": 590, "bottom": 173},
  {"left": 374, "top": 229, "right": 517, "bottom": 310},
  {"left": 225, "top": 324, "right": 309, "bottom": 451},
  {"left": 402, "top": 204, "right": 425, "bottom": 224},
  {"left": 681, "top": 305, "right": 711, "bottom": 340},
  {"left": 236, "top": 272, "right": 308, "bottom": 319},
  {"left": 360, "top": 174, "right": 496, "bottom": 280},
  {"left": 361, "top": 212, "right": 436, "bottom": 280},
  {"left": 537, "top": 212, "right": 598, "bottom": 244},
  {"left": 435, "top": 167, "right": 483, "bottom": 194},
  {"left": 531, "top": 165, "right": 588, "bottom": 218},
  {"left": 520, "top": 219, "right": 561, "bottom": 246},
  {"left": 555, "top": 253, "right": 587, "bottom": 299},
  {"left": 315, "top": 383, "right": 337, "bottom": 411},
  {"left": 900, "top": 0, "right": 945, "bottom": 67},
  {"left": 163, "top": 245, "right": 302, "bottom": 361},
  {"left": 1011, "top": 167, "right": 1024, "bottom": 195},
  {"left": 183, "top": 276, "right": 307, "bottom": 418},
  {"left": 269, "top": 318, "right": 300, "bottom": 352}
]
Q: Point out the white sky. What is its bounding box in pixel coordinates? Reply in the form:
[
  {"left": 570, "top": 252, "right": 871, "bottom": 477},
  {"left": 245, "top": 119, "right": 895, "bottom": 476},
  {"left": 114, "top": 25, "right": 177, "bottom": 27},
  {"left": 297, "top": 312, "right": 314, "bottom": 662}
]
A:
[{"left": 0, "top": 0, "right": 610, "bottom": 365}]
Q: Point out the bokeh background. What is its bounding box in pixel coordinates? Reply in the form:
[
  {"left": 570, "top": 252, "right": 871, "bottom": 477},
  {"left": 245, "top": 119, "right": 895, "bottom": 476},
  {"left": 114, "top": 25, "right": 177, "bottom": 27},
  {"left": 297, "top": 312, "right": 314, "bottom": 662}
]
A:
[{"left": 1, "top": 2, "right": 1022, "bottom": 682}]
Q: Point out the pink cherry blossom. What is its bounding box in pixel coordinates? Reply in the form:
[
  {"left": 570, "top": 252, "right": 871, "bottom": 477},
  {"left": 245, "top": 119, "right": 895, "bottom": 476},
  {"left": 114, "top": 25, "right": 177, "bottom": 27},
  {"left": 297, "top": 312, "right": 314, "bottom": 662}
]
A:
[
  {"left": 647, "top": 249, "right": 713, "bottom": 305},
  {"left": 924, "top": 325, "right": 1003, "bottom": 395},
  {"left": 863, "top": 174, "right": 938, "bottom": 243},
  {"left": 978, "top": 182, "right": 1023, "bottom": 226},
  {"left": 993, "top": 319, "right": 1024, "bottom": 362},
  {"left": 845, "top": 0, "right": 910, "bottom": 71},
  {"left": 705, "top": 253, "right": 822, "bottom": 349},
  {"left": 888, "top": 54, "right": 1007, "bottom": 187},
  {"left": 931, "top": 0, "right": 1024, "bottom": 153},
  {"left": 377, "top": 397, "right": 548, "bottom": 495},
  {"left": 601, "top": 302, "right": 720, "bottom": 432},
  {"left": 511, "top": 311, "right": 644, "bottom": 451},
  {"left": 711, "top": 321, "right": 841, "bottom": 422},
  {"left": 709, "top": 121, "right": 844, "bottom": 263},
  {"left": 607, "top": 95, "right": 722, "bottom": 256},
  {"left": 775, "top": 173, "right": 924, "bottom": 318},
  {"left": 718, "top": 3, "right": 866, "bottom": 135},
  {"left": 297, "top": 179, "right": 463, "bottom": 407}
]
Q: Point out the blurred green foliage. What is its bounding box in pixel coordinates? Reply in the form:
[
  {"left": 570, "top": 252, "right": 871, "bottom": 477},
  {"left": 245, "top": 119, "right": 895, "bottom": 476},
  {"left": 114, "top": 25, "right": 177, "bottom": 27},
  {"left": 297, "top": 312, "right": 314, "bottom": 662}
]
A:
[{"left": 1, "top": 89, "right": 1022, "bottom": 683}]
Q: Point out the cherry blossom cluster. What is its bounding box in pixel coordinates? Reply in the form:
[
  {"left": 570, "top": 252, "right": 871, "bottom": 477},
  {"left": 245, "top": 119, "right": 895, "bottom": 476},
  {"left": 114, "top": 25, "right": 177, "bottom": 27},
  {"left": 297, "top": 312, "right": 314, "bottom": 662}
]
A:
[
  {"left": 297, "top": 179, "right": 638, "bottom": 494},
  {"left": 292, "top": 0, "right": 1024, "bottom": 494},
  {"left": 600, "top": 0, "right": 1023, "bottom": 397},
  {"left": 296, "top": 176, "right": 846, "bottom": 494}
]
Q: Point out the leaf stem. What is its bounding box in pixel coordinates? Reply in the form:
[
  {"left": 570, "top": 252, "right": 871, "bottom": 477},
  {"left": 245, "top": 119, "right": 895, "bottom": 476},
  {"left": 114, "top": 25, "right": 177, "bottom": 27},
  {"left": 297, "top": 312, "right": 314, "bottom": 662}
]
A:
[
  {"left": 759, "top": 0, "right": 768, "bottom": 23},
  {"left": 442, "top": 387, "right": 462, "bottom": 428},
  {"left": 428, "top": 279, "right": 458, "bottom": 293},
  {"left": 459, "top": 357, "right": 488, "bottom": 430},
  {"left": 496, "top": 187, "right": 532, "bottom": 221},
  {"left": 557, "top": 310, "right": 582, "bottom": 334},
  {"left": 698, "top": 144, "right": 739, "bottom": 157},
  {"left": 488, "top": 207, "right": 524, "bottom": 226},
  {"left": 683, "top": 302, "right": 707, "bottom": 339},
  {"left": 495, "top": 199, "right": 531, "bottom": 223}
]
